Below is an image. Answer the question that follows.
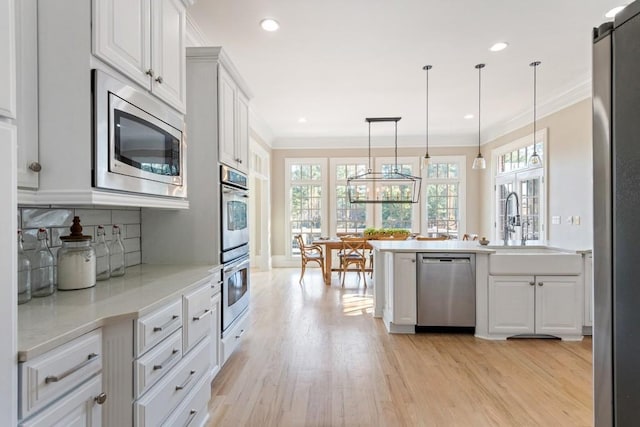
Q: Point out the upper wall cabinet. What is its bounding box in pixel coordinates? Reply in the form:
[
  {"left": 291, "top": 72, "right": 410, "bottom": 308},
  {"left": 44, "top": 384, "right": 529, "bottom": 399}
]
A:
[
  {"left": 218, "top": 64, "right": 250, "bottom": 173},
  {"left": 92, "top": 0, "right": 186, "bottom": 113},
  {"left": 0, "top": 0, "right": 16, "bottom": 119}
]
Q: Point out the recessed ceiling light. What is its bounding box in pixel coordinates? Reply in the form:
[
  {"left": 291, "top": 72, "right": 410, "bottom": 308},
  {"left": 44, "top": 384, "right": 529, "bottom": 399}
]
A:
[
  {"left": 489, "top": 42, "right": 509, "bottom": 52},
  {"left": 260, "top": 18, "right": 279, "bottom": 32},
  {"left": 298, "top": 117, "right": 307, "bottom": 123},
  {"left": 464, "top": 114, "right": 474, "bottom": 120},
  {"left": 605, "top": 5, "right": 626, "bottom": 18}
]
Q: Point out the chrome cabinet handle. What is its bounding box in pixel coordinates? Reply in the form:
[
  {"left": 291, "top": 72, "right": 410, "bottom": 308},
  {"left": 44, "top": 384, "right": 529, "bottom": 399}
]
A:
[
  {"left": 155, "top": 76, "right": 163, "bottom": 84},
  {"left": 235, "top": 329, "right": 245, "bottom": 339},
  {"left": 153, "top": 315, "right": 179, "bottom": 332},
  {"left": 211, "top": 280, "right": 224, "bottom": 289},
  {"left": 45, "top": 353, "right": 99, "bottom": 384},
  {"left": 94, "top": 393, "right": 107, "bottom": 405},
  {"left": 529, "top": 281, "right": 535, "bottom": 286},
  {"left": 146, "top": 69, "right": 154, "bottom": 76},
  {"left": 184, "top": 409, "right": 198, "bottom": 426},
  {"left": 175, "top": 370, "right": 196, "bottom": 391},
  {"left": 153, "top": 348, "right": 179, "bottom": 370},
  {"left": 28, "top": 162, "right": 42, "bottom": 172},
  {"left": 192, "top": 309, "right": 211, "bottom": 321},
  {"left": 538, "top": 282, "right": 544, "bottom": 286}
]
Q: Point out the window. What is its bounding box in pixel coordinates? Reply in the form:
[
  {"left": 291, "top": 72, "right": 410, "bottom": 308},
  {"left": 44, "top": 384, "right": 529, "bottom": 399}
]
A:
[
  {"left": 492, "top": 130, "right": 546, "bottom": 242},
  {"left": 422, "top": 156, "right": 466, "bottom": 239},
  {"left": 330, "top": 159, "right": 372, "bottom": 234},
  {"left": 285, "top": 159, "right": 327, "bottom": 257},
  {"left": 375, "top": 157, "right": 420, "bottom": 231}
]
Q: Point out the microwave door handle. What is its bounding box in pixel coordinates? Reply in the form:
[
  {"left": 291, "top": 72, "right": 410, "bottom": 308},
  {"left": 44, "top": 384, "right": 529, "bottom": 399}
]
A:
[{"left": 224, "top": 260, "right": 250, "bottom": 274}]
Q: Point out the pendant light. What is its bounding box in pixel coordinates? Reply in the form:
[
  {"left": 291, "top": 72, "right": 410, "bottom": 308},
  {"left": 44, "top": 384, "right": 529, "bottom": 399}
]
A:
[
  {"left": 528, "top": 61, "right": 542, "bottom": 168},
  {"left": 347, "top": 117, "right": 422, "bottom": 203},
  {"left": 422, "top": 65, "right": 432, "bottom": 169},
  {"left": 472, "top": 63, "right": 487, "bottom": 170}
]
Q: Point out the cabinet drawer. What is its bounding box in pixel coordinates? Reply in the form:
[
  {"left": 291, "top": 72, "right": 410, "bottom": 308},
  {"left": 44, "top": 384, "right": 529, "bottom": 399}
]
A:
[
  {"left": 134, "top": 328, "right": 182, "bottom": 399},
  {"left": 136, "top": 299, "right": 182, "bottom": 357},
  {"left": 135, "top": 337, "right": 210, "bottom": 427},
  {"left": 221, "top": 310, "right": 248, "bottom": 366},
  {"left": 19, "top": 329, "right": 102, "bottom": 419},
  {"left": 183, "top": 285, "right": 212, "bottom": 353},
  {"left": 161, "top": 375, "right": 211, "bottom": 427}
]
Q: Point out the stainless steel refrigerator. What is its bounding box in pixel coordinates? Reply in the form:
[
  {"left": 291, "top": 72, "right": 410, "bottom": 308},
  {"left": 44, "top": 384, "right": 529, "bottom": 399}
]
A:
[{"left": 593, "top": 1, "right": 640, "bottom": 425}]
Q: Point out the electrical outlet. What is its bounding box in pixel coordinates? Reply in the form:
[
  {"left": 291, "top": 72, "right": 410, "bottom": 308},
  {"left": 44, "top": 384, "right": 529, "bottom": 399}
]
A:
[
  {"left": 566, "top": 216, "right": 574, "bottom": 225},
  {"left": 573, "top": 215, "right": 581, "bottom": 225},
  {"left": 552, "top": 216, "right": 561, "bottom": 225}
]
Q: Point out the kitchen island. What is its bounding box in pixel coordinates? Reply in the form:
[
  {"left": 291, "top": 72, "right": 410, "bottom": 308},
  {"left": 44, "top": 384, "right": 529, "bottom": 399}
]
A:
[{"left": 370, "top": 240, "right": 587, "bottom": 341}]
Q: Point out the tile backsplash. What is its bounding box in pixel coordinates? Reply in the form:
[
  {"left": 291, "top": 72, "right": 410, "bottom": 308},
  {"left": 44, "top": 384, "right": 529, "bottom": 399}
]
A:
[{"left": 18, "top": 206, "right": 142, "bottom": 267}]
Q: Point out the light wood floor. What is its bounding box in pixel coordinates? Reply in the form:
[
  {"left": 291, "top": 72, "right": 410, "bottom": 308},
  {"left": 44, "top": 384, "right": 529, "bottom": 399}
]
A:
[{"left": 208, "top": 268, "right": 593, "bottom": 426}]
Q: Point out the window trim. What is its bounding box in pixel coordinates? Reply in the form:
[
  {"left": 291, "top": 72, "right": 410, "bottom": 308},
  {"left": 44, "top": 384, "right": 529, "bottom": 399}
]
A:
[
  {"left": 491, "top": 128, "right": 548, "bottom": 242},
  {"left": 284, "top": 158, "right": 328, "bottom": 259},
  {"left": 329, "top": 158, "right": 374, "bottom": 235},
  {"left": 421, "top": 155, "right": 467, "bottom": 238}
]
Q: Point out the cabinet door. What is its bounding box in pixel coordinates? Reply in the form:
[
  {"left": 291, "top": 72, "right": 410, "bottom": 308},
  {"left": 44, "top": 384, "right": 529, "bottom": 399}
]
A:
[
  {"left": 210, "top": 292, "right": 221, "bottom": 379},
  {"left": 488, "top": 275, "right": 535, "bottom": 335},
  {"left": 16, "top": 0, "right": 38, "bottom": 188},
  {"left": 0, "top": 0, "right": 16, "bottom": 119},
  {"left": 20, "top": 375, "right": 103, "bottom": 427},
  {"left": 235, "top": 90, "right": 250, "bottom": 173},
  {"left": 218, "top": 65, "right": 237, "bottom": 168},
  {"left": 92, "top": 0, "right": 151, "bottom": 89},
  {"left": 535, "top": 275, "right": 582, "bottom": 336},
  {"left": 151, "top": 0, "right": 186, "bottom": 113},
  {"left": 392, "top": 253, "right": 417, "bottom": 325}
]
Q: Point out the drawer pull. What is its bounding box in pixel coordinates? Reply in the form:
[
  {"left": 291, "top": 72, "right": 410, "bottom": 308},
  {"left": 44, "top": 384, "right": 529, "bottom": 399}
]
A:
[
  {"left": 184, "top": 409, "right": 198, "bottom": 426},
  {"left": 211, "top": 280, "right": 224, "bottom": 288},
  {"left": 153, "top": 315, "right": 179, "bottom": 332},
  {"left": 235, "top": 329, "right": 245, "bottom": 339},
  {"left": 192, "top": 309, "right": 211, "bottom": 322},
  {"left": 45, "top": 353, "right": 99, "bottom": 384},
  {"left": 153, "top": 348, "right": 180, "bottom": 370},
  {"left": 175, "top": 370, "right": 196, "bottom": 391},
  {"left": 94, "top": 392, "right": 107, "bottom": 405}
]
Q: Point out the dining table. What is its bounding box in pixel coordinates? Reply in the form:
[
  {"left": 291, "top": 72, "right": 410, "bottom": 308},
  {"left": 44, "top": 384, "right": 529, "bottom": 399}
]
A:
[{"left": 312, "top": 238, "right": 373, "bottom": 284}]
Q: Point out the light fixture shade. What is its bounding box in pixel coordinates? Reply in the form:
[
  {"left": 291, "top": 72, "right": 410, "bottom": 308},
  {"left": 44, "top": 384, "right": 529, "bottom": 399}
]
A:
[
  {"left": 472, "top": 154, "right": 486, "bottom": 170},
  {"left": 421, "top": 154, "right": 430, "bottom": 170},
  {"left": 528, "top": 152, "right": 542, "bottom": 167}
]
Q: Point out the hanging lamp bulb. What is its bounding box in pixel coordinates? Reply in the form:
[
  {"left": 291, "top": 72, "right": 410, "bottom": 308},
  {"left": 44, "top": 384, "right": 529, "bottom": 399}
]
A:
[
  {"left": 472, "top": 63, "right": 487, "bottom": 170},
  {"left": 528, "top": 61, "right": 542, "bottom": 168},
  {"left": 422, "top": 65, "right": 432, "bottom": 169}
]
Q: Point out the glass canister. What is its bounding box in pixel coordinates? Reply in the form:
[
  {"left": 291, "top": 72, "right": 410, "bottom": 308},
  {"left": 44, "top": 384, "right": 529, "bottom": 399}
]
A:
[
  {"left": 57, "top": 216, "right": 96, "bottom": 290},
  {"left": 31, "top": 228, "right": 56, "bottom": 297},
  {"left": 17, "top": 230, "right": 31, "bottom": 304},
  {"left": 94, "top": 225, "right": 110, "bottom": 281},
  {"left": 109, "top": 225, "right": 125, "bottom": 277}
]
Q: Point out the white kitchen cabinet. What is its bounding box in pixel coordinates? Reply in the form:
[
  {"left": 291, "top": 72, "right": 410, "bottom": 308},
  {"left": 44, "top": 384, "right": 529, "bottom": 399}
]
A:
[
  {"left": 488, "top": 274, "right": 582, "bottom": 339},
  {"left": 20, "top": 376, "right": 103, "bottom": 427},
  {"left": 217, "top": 57, "right": 251, "bottom": 173},
  {"left": 210, "top": 277, "right": 222, "bottom": 379},
  {"left": 15, "top": 0, "right": 39, "bottom": 189},
  {"left": 392, "top": 252, "right": 418, "bottom": 326},
  {"left": 0, "top": 0, "right": 16, "bottom": 119},
  {"left": 92, "top": 0, "right": 186, "bottom": 112}
]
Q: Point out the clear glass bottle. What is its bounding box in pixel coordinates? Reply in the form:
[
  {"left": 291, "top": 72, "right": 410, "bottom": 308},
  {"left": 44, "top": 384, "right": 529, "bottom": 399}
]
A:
[
  {"left": 31, "top": 228, "right": 55, "bottom": 297},
  {"left": 109, "top": 225, "right": 125, "bottom": 277},
  {"left": 57, "top": 217, "right": 96, "bottom": 290},
  {"left": 17, "top": 230, "right": 31, "bottom": 304},
  {"left": 94, "top": 225, "right": 110, "bottom": 281}
]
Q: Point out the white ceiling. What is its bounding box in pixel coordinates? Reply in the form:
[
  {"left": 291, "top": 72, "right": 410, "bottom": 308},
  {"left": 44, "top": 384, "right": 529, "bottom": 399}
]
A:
[{"left": 187, "top": 0, "right": 620, "bottom": 147}]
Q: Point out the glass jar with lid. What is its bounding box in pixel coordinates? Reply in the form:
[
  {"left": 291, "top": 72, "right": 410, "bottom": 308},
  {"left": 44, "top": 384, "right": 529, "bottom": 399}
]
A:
[
  {"left": 57, "top": 216, "right": 96, "bottom": 290},
  {"left": 17, "top": 230, "right": 31, "bottom": 304},
  {"left": 31, "top": 228, "right": 55, "bottom": 297},
  {"left": 94, "top": 225, "right": 110, "bottom": 281}
]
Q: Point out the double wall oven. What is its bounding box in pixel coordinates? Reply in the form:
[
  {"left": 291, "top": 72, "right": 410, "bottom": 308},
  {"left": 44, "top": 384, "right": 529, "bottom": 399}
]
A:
[{"left": 220, "top": 165, "right": 250, "bottom": 336}]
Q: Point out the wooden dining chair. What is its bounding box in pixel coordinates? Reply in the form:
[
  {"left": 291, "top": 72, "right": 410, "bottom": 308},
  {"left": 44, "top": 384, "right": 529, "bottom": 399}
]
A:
[
  {"left": 338, "top": 237, "right": 367, "bottom": 287},
  {"left": 416, "top": 235, "right": 449, "bottom": 241},
  {"left": 294, "top": 234, "right": 325, "bottom": 284},
  {"left": 462, "top": 234, "right": 479, "bottom": 241}
]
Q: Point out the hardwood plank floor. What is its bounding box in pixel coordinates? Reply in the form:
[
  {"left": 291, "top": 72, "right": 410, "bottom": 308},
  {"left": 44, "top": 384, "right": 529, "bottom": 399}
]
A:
[{"left": 208, "top": 268, "right": 593, "bottom": 426}]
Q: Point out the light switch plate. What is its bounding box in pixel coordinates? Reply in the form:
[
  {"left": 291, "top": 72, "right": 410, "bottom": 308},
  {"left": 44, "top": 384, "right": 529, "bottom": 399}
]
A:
[
  {"left": 566, "top": 216, "right": 574, "bottom": 225},
  {"left": 552, "top": 216, "right": 561, "bottom": 225},
  {"left": 573, "top": 215, "right": 581, "bottom": 225}
]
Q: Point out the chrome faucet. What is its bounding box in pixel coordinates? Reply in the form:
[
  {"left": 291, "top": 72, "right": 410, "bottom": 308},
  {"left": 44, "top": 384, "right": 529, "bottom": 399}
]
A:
[{"left": 503, "top": 192, "right": 521, "bottom": 246}]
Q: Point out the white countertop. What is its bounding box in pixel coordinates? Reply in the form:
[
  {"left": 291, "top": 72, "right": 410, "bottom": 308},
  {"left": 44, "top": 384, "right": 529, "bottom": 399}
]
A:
[
  {"left": 368, "top": 240, "right": 495, "bottom": 253},
  {"left": 18, "top": 263, "right": 222, "bottom": 361}
]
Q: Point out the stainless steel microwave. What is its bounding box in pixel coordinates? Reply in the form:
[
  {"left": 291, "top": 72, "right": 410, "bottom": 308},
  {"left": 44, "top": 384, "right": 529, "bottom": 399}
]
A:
[{"left": 93, "top": 69, "right": 187, "bottom": 198}]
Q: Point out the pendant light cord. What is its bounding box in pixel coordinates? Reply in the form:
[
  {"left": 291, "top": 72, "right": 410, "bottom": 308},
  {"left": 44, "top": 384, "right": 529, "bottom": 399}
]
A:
[
  {"left": 394, "top": 120, "right": 398, "bottom": 173},
  {"left": 530, "top": 61, "right": 541, "bottom": 156},
  {"left": 475, "top": 64, "right": 485, "bottom": 156},
  {"left": 423, "top": 65, "right": 432, "bottom": 159},
  {"left": 368, "top": 120, "right": 372, "bottom": 172}
]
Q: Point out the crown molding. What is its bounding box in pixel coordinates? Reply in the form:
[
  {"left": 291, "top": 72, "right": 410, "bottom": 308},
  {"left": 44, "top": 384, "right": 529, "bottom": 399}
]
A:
[
  {"left": 185, "top": 12, "right": 209, "bottom": 47},
  {"left": 271, "top": 134, "right": 476, "bottom": 150},
  {"left": 249, "top": 109, "right": 275, "bottom": 148}
]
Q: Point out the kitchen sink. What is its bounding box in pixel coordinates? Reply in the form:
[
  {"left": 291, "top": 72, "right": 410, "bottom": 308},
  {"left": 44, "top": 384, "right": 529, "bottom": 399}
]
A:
[{"left": 489, "top": 246, "right": 582, "bottom": 275}]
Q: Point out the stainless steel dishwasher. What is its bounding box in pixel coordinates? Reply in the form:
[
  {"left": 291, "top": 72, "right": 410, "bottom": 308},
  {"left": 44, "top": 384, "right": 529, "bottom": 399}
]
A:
[{"left": 416, "top": 253, "right": 476, "bottom": 329}]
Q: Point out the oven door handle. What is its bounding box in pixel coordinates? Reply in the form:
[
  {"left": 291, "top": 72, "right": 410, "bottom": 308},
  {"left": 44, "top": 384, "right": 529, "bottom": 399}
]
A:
[{"left": 224, "top": 259, "right": 250, "bottom": 274}]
